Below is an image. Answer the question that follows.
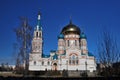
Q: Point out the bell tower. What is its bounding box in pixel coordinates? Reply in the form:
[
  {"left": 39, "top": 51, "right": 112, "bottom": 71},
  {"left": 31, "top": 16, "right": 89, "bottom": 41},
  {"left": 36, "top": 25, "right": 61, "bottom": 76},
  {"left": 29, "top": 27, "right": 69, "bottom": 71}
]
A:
[
  {"left": 58, "top": 33, "right": 65, "bottom": 55},
  {"left": 80, "top": 32, "right": 88, "bottom": 55},
  {"left": 31, "top": 12, "right": 43, "bottom": 56}
]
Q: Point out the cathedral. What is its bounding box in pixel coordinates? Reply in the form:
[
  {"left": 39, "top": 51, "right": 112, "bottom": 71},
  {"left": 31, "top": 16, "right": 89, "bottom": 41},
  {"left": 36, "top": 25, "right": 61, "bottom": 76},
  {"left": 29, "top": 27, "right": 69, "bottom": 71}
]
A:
[{"left": 29, "top": 12, "right": 96, "bottom": 72}]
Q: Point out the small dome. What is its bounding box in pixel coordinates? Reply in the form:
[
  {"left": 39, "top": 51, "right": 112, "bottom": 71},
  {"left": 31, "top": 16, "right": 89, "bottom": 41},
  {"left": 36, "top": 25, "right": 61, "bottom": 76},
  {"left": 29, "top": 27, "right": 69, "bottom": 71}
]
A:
[
  {"left": 53, "top": 54, "right": 58, "bottom": 60},
  {"left": 88, "top": 52, "right": 94, "bottom": 57},
  {"left": 58, "top": 33, "right": 64, "bottom": 39},
  {"left": 61, "top": 21, "right": 80, "bottom": 35},
  {"left": 80, "top": 32, "right": 87, "bottom": 39},
  {"left": 42, "top": 54, "right": 50, "bottom": 58},
  {"left": 50, "top": 50, "right": 56, "bottom": 53}
]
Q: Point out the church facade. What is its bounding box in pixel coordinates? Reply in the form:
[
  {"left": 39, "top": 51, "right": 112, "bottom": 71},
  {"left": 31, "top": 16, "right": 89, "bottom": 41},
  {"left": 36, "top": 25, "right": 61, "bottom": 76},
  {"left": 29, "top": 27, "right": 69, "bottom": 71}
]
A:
[{"left": 29, "top": 13, "right": 96, "bottom": 72}]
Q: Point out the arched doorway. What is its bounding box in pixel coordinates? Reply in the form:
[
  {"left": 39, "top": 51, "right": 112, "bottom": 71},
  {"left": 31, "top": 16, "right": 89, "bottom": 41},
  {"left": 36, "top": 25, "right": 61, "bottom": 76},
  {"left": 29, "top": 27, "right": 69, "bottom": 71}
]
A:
[{"left": 52, "top": 63, "right": 57, "bottom": 71}]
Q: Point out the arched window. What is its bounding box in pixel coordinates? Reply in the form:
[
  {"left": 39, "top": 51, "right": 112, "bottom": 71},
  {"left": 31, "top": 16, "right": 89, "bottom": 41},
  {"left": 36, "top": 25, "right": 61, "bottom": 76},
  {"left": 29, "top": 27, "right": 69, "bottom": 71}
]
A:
[
  {"left": 34, "top": 61, "right": 36, "bottom": 65},
  {"left": 36, "top": 46, "right": 37, "bottom": 49},
  {"left": 69, "top": 54, "right": 79, "bottom": 65},
  {"left": 42, "top": 61, "right": 44, "bottom": 65},
  {"left": 39, "top": 33, "right": 41, "bottom": 37},
  {"left": 48, "top": 61, "right": 50, "bottom": 65},
  {"left": 68, "top": 40, "right": 69, "bottom": 46},
  {"left": 69, "top": 57, "right": 71, "bottom": 65},
  {"left": 36, "top": 32, "right": 38, "bottom": 37},
  {"left": 75, "top": 40, "right": 77, "bottom": 46},
  {"left": 76, "top": 57, "right": 78, "bottom": 65},
  {"left": 72, "top": 55, "right": 75, "bottom": 65}
]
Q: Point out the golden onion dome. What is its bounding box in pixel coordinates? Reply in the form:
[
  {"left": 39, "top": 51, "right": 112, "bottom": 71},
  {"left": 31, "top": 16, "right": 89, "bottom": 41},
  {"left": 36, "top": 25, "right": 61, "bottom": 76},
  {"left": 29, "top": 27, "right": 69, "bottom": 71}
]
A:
[{"left": 61, "top": 20, "right": 80, "bottom": 35}]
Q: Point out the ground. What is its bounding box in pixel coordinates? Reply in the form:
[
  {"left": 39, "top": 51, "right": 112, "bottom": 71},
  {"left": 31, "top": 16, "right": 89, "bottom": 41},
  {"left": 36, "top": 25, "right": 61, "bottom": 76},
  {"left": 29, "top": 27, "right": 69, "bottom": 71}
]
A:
[
  {"left": 0, "top": 72, "right": 22, "bottom": 77},
  {"left": 0, "top": 71, "right": 120, "bottom": 80}
]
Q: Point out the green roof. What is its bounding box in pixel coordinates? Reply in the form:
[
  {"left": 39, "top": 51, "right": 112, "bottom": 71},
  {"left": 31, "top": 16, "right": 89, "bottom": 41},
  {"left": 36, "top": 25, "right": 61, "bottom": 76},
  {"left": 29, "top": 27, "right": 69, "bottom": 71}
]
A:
[
  {"left": 53, "top": 53, "right": 58, "bottom": 60},
  {"left": 58, "top": 33, "right": 64, "bottom": 39},
  {"left": 80, "top": 32, "right": 87, "bottom": 39},
  {"left": 50, "top": 50, "right": 56, "bottom": 53},
  {"left": 42, "top": 54, "right": 50, "bottom": 58},
  {"left": 88, "top": 52, "right": 94, "bottom": 56}
]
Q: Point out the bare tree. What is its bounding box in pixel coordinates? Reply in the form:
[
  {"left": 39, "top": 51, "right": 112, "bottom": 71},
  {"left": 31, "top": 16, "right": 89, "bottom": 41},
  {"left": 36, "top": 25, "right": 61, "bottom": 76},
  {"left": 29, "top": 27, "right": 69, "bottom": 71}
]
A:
[
  {"left": 13, "top": 43, "right": 19, "bottom": 65},
  {"left": 97, "top": 30, "right": 120, "bottom": 76},
  {"left": 14, "top": 17, "right": 33, "bottom": 75}
]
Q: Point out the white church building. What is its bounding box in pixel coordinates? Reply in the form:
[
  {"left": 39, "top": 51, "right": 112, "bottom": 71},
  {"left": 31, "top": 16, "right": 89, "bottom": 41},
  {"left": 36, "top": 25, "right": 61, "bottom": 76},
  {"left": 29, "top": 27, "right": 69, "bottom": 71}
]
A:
[{"left": 29, "top": 12, "right": 96, "bottom": 72}]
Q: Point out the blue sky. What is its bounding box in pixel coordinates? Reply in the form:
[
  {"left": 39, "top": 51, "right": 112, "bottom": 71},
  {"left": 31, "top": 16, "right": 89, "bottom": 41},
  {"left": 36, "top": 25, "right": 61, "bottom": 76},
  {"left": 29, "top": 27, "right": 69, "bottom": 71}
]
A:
[{"left": 0, "top": 0, "right": 120, "bottom": 64}]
